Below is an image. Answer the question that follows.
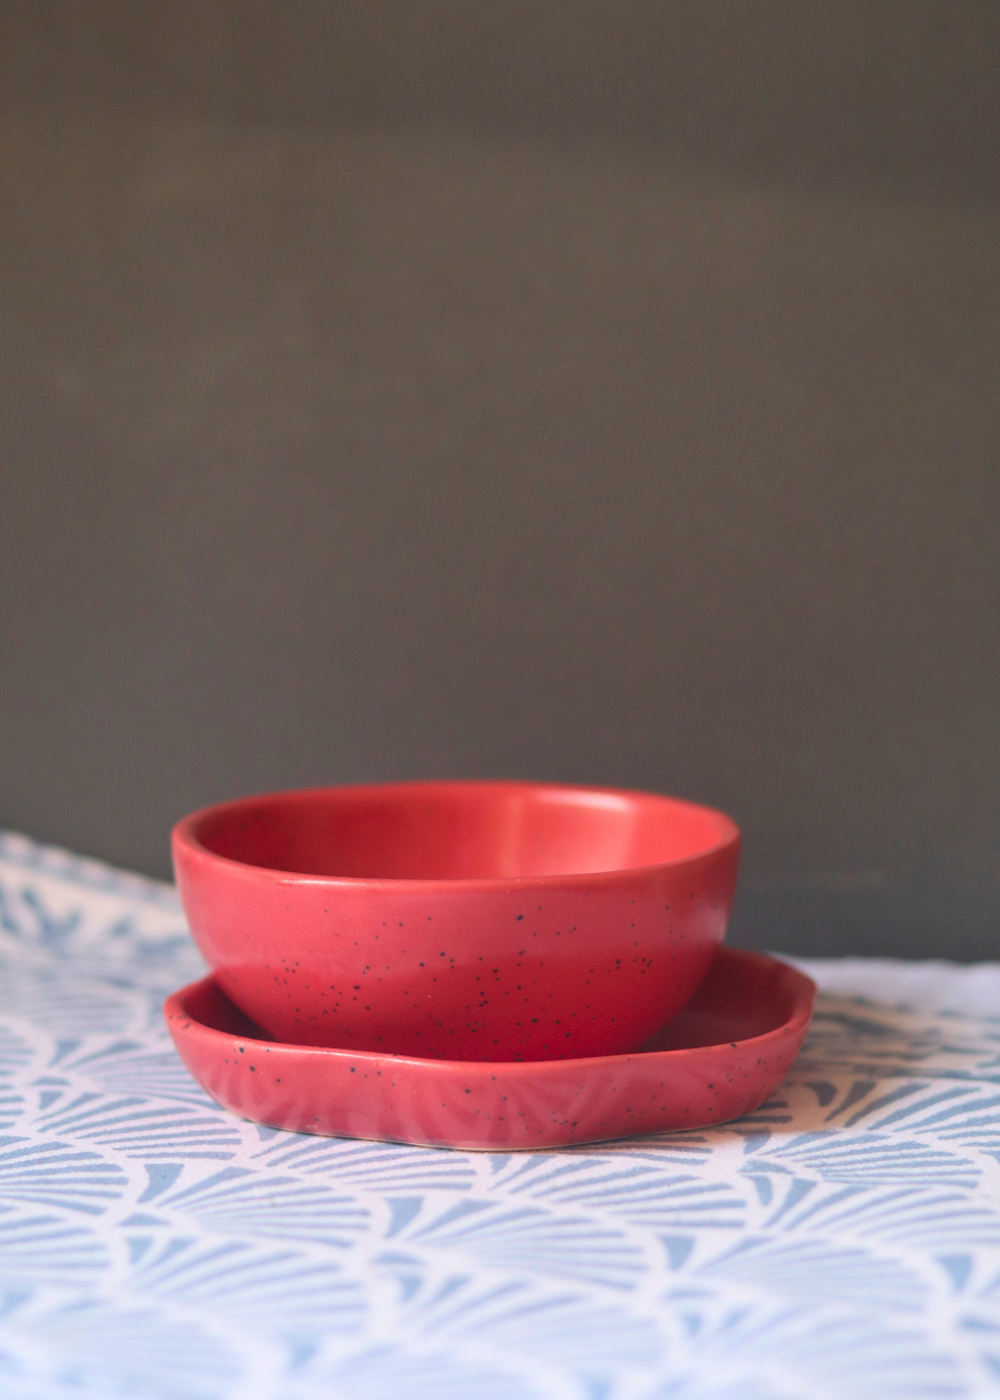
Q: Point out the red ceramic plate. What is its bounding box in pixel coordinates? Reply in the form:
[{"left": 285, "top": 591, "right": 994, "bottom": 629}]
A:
[{"left": 165, "top": 948, "right": 814, "bottom": 1151}]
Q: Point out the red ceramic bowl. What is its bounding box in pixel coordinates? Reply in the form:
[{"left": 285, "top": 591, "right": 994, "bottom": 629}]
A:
[{"left": 172, "top": 781, "right": 740, "bottom": 1062}]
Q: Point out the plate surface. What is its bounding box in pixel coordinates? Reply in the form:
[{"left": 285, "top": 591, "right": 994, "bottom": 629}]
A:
[{"left": 165, "top": 947, "right": 814, "bottom": 1150}]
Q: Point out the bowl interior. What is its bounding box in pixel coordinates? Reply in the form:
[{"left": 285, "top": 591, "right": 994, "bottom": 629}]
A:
[{"left": 190, "top": 782, "right": 735, "bottom": 881}]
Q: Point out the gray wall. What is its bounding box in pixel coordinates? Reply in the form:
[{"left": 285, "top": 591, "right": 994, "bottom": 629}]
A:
[{"left": 1, "top": 3, "right": 998, "bottom": 956}]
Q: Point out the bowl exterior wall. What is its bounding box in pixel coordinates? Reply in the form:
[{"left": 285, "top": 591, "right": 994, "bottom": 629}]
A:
[{"left": 173, "top": 836, "right": 739, "bottom": 1061}]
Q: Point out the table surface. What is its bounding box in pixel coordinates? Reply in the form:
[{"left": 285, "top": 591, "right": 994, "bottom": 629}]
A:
[{"left": 0, "top": 830, "right": 998, "bottom": 1400}]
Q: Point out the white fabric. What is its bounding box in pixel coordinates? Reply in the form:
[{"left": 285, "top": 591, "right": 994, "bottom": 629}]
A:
[
  {"left": 794, "top": 956, "right": 1000, "bottom": 1018},
  {"left": 0, "top": 829, "right": 998, "bottom": 1400}
]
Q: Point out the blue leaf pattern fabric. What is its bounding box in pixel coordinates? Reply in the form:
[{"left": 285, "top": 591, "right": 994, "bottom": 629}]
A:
[{"left": 0, "top": 829, "right": 998, "bottom": 1398}]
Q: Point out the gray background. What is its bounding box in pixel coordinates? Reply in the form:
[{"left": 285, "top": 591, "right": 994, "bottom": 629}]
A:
[{"left": 1, "top": 2, "right": 998, "bottom": 956}]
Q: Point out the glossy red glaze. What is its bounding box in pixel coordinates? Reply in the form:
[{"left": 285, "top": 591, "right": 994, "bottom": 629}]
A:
[
  {"left": 172, "top": 781, "right": 740, "bottom": 1061},
  {"left": 165, "top": 949, "right": 815, "bottom": 1150}
]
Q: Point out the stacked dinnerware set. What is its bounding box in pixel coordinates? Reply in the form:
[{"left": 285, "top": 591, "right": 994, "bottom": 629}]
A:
[{"left": 166, "top": 782, "right": 814, "bottom": 1150}]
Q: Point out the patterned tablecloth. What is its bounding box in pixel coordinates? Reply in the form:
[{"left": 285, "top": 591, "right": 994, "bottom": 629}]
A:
[{"left": 0, "top": 832, "right": 998, "bottom": 1400}]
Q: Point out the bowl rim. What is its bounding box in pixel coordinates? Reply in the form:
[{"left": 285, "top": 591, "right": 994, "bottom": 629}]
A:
[{"left": 171, "top": 779, "right": 741, "bottom": 892}]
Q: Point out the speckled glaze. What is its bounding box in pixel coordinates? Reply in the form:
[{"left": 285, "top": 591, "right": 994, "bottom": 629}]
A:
[
  {"left": 172, "top": 781, "right": 740, "bottom": 1062},
  {"left": 165, "top": 948, "right": 814, "bottom": 1150}
]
